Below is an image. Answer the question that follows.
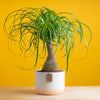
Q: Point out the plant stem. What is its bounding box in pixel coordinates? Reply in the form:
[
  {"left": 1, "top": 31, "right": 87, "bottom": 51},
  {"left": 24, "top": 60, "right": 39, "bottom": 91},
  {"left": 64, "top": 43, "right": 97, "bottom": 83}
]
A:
[{"left": 42, "top": 43, "right": 59, "bottom": 72}]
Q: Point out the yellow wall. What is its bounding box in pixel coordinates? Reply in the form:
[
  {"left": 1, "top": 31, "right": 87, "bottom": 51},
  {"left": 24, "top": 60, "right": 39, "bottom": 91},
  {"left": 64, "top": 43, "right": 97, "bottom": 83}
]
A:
[{"left": 0, "top": 0, "right": 100, "bottom": 86}]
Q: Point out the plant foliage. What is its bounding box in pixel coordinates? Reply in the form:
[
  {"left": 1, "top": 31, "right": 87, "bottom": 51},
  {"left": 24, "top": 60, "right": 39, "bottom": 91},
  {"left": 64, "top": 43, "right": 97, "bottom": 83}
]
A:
[{"left": 4, "top": 7, "right": 92, "bottom": 73}]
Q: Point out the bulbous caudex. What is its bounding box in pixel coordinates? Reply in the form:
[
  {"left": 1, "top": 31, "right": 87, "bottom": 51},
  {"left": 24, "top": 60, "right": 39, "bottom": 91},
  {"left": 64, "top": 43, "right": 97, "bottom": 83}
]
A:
[{"left": 42, "top": 43, "right": 58, "bottom": 72}]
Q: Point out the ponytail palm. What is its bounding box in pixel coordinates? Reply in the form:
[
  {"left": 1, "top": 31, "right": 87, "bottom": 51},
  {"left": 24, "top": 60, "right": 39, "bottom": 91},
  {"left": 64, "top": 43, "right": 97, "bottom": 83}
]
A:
[{"left": 4, "top": 7, "right": 92, "bottom": 73}]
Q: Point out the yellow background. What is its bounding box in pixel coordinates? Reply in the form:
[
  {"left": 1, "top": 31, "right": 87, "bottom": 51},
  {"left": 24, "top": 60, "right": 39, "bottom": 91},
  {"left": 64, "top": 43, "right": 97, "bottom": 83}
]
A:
[{"left": 0, "top": 0, "right": 100, "bottom": 86}]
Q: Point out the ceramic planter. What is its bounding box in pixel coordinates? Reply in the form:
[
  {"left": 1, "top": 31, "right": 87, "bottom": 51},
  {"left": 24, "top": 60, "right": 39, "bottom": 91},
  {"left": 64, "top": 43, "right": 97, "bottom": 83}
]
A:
[{"left": 35, "top": 70, "right": 65, "bottom": 95}]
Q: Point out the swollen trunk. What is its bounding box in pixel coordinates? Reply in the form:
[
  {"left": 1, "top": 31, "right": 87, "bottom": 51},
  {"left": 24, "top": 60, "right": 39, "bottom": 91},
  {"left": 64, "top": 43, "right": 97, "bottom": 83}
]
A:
[{"left": 42, "top": 43, "right": 59, "bottom": 72}]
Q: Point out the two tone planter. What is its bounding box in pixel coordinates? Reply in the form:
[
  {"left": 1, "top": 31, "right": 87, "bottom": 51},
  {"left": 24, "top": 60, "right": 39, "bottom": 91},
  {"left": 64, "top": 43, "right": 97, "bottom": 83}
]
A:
[{"left": 35, "top": 70, "right": 65, "bottom": 95}]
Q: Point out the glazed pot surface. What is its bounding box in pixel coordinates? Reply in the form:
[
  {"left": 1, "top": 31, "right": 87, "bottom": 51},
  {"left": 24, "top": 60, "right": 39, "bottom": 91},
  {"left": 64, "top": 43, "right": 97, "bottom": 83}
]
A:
[{"left": 35, "top": 70, "right": 65, "bottom": 95}]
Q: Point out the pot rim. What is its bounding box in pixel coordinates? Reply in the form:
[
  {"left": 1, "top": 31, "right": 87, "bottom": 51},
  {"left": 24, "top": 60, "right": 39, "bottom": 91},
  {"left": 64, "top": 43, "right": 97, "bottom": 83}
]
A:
[{"left": 35, "top": 69, "right": 65, "bottom": 73}]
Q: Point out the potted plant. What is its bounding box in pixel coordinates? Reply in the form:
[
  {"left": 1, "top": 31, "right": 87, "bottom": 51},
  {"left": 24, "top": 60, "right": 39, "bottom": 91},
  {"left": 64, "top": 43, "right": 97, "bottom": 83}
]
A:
[{"left": 4, "top": 7, "right": 92, "bottom": 95}]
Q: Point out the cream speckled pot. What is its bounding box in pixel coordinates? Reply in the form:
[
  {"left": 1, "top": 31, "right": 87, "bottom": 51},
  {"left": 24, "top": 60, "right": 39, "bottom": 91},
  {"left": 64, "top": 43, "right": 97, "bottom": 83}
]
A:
[{"left": 35, "top": 70, "right": 65, "bottom": 95}]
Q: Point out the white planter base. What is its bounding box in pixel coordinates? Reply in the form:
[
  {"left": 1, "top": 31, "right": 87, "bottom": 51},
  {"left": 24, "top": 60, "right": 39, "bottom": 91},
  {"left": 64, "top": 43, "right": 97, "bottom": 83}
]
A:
[
  {"left": 36, "top": 89, "right": 63, "bottom": 95},
  {"left": 35, "top": 70, "right": 65, "bottom": 95}
]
